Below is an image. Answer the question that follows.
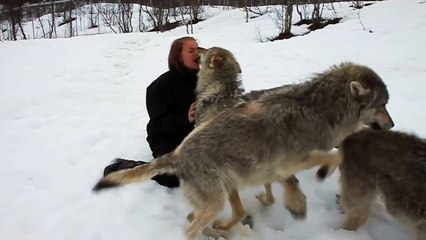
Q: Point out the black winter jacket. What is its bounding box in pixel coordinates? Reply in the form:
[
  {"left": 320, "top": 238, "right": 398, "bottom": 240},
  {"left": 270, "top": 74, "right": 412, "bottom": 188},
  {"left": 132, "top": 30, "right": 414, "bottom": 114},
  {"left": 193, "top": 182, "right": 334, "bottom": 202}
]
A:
[{"left": 146, "top": 68, "right": 197, "bottom": 158}]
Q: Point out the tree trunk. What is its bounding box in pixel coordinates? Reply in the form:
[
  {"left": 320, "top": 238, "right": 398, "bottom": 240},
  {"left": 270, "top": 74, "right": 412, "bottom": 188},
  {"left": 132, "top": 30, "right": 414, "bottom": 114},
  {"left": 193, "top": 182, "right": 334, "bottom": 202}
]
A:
[
  {"left": 9, "top": 6, "right": 17, "bottom": 41},
  {"left": 284, "top": 4, "right": 293, "bottom": 35},
  {"left": 69, "top": 2, "right": 73, "bottom": 37},
  {"left": 51, "top": 0, "right": 57, "bottom": 38}
]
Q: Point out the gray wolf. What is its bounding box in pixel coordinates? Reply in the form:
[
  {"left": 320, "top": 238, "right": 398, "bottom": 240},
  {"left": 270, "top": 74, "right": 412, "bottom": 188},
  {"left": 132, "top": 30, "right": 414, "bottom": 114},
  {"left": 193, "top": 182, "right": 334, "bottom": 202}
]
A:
[
  {"left": 247, "top": 64, "right": 394, "bottom": 218},
  {"left": 195, "top": 46, "right": 245, "bottom": 125},
  {"left": 246, "top": 84, "right": 310, "bottom": 218},
  {"left": 93, "top": 62, "right": 393, "bottom": 240},
  {"left": 196, "top": 47, "right": 305, "bottom": 220},
  {"left": 194, "top": 46, "right": 249, "bottom": 236},
  {"left": 320, "top": 129, "right": 426, "bottom": 240}
]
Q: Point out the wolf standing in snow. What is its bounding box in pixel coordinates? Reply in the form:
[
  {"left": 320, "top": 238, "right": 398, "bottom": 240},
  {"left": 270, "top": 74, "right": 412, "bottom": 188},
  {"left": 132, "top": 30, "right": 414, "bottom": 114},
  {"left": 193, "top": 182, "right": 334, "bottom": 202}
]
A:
[
  {"left": 93, "top": 63, "right": 394, "bottom": 240},
  {"left": 320, "top": 130, "right": 426, "bottom": 240}
]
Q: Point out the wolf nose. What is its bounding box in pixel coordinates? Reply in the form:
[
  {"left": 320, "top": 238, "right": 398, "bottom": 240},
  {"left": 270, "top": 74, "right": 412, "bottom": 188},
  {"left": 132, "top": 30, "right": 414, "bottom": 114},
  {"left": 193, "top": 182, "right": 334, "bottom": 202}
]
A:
[{"left": 385, "top": 118, "right": 395, "bottom": 130}]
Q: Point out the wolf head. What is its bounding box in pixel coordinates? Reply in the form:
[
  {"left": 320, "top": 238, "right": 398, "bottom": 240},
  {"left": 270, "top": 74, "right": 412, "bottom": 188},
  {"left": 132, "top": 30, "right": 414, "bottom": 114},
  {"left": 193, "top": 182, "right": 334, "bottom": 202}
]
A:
[
  {"left": 197, "top": 47, "right": 242, "bottom": 77},
  {"left": 343, "top": 63, "right": 394, "bottom": 130},
  {"left": 194, "top": 46, "right": 245, "bottom": 125}
]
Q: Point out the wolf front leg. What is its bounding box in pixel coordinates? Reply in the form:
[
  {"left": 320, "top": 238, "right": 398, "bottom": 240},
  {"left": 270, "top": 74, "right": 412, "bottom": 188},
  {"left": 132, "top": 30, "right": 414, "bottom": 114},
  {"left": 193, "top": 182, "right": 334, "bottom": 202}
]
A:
[
  {"left": 281, "top": 175, "right": 307, "bottom": 219},
  {"left": 340, "top": 174, "right": 376, "bottom": 231},
  {"left": 256, "top": 183, "right": 276, "bottom": 206},
  {"left": 256, "top": 177, "right": 307, "bottom": 219}
]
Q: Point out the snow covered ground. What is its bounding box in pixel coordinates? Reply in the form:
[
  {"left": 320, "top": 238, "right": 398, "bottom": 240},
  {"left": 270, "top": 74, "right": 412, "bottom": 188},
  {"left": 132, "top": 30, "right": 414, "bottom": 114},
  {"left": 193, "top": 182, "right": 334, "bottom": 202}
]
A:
[{"left": 1, "top": 0, "right": 425, "bottom": 239}]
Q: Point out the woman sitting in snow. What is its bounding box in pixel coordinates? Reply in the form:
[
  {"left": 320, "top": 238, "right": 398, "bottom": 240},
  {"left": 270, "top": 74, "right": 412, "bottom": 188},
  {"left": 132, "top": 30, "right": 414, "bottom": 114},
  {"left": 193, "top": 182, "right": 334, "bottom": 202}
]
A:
[{"left": 103, "top": 36, "right": 200, "bottom": 188}]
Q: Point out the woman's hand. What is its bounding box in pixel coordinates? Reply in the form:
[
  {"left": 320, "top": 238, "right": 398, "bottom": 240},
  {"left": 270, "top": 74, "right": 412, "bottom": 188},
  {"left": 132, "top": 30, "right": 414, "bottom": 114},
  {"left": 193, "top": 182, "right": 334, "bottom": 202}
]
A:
[{"left": 188, "top": 102, "right": 196, "bottom": 123}]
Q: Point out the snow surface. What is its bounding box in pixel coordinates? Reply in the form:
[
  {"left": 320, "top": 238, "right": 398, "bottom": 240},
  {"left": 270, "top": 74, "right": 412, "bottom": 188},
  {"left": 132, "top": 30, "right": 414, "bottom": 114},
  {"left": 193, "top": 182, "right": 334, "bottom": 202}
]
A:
[{"left": 1, "top": 0, "right": 425, "bottom": 239}]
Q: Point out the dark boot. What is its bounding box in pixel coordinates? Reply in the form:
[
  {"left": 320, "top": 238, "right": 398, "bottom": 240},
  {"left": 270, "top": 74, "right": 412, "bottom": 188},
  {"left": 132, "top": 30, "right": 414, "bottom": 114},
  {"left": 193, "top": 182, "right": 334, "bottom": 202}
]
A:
[{"left": 103, "top": 158, "right": 146, "bottom": 176}]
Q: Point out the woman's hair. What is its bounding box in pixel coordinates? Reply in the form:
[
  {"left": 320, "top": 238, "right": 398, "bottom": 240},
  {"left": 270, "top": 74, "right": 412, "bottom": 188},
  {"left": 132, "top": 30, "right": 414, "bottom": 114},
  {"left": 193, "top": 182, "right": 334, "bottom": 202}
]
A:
[{"left": 168, "top": 36, "right": 197, "bottom": 72}]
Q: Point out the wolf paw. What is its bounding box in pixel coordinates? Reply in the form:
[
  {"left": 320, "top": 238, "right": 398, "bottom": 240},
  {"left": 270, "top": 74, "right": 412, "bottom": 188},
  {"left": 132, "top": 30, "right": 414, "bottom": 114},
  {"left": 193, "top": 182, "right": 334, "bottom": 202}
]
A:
[
  {"left": 284, "top": 192, "right": 307, "bottom": 220},
  {"left": 212, "top": 220, "right": 229, "bottom": 231},
  {"left": 256, "top": 192, "right": 275, "bottom": 206},
  {"left": 203, "top": 226, "right": 229, "bottom": 239},
  {"left": 286, "top": 206, "right": 307, "bottom": 219}
]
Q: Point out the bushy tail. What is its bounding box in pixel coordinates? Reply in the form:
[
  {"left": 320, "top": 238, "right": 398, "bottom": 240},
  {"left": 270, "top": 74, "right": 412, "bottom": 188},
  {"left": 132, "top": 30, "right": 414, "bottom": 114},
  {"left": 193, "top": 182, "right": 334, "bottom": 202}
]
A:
[
  {"left": 93, "top": 153, "right": 178, "bottom": 192},
  {"left": 312, "top": 150, "right": 343, "bottom": 181}
]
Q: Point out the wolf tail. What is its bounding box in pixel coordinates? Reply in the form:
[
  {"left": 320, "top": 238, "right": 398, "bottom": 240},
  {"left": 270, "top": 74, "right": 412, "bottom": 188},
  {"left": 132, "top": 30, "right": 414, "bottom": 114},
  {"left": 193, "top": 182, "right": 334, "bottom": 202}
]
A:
[
  {"left": 312, "top": 150, "right": 343, "bottom": 181},
  {"left": 92, "top": 153, "right": 178, "bottom": 192}
]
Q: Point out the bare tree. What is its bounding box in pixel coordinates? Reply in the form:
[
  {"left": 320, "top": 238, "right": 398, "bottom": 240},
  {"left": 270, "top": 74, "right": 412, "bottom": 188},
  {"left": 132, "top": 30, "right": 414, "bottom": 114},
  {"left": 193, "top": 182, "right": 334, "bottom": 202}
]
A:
[
  {"left": 0, "top": 0, "right": 382, "bottom": 41},
  {"left": 189, "top": 0, "right": 203, "bottom": 22},
  {"left": 296, "top": 3, "right": 309, "bottom": 22},
  {"left": 311, "top": 2, "right": 325, "bottom": 29},
  {"left": 50, "top": 0, "right": 57, "bottom": 38},
  {"left": 117, "top": 2, "right": 133, "bottom": 33},
  {"left": 142, "top": 5, "right": 159, "bottom": 31},
  {"left": 272, "top": 5, "right": 285, "bottom": 34},
  {"left": 2, "top": 0, "right": 26, "bottom": 40},
  {"left": 96, "top": 3, "right": 118, "bottom": 33},
  {"left": 187, "top": 3, "right": 194, "bottom": 33},
  {"left": 0, "top": 20, "right": 10, "bottom": 41},
  {"left": 69, "top": 1, "right": 73, "bottom": 37},
  {"left": 35, "top": 7, "right": 47, "bottom": 38},
  {"left": 351, "top": 1, "right": 364, "bottom": 9},
  {"left": 283, "top": 4, "right": 292, "bottom": 35},
  {"left": 176, "top": 3, "right": 190, "bottom": 33},
  {"left": 241, "top": 0, "right": 271, "bottom": 23},
  {"left": 271, "top": 4, "right": 292, "bottom": 36},
  {"left": 175, "top": 0, "right": 203, "bottom": 34},
  {"left": 137, "top": 2, "right": 147, "bottom": 32},
  {"left": 87, "top": 2, "right": 98, "bottom": 29},
  {"left": 142, "top": 3, "right": 172, "bottom": 32}
]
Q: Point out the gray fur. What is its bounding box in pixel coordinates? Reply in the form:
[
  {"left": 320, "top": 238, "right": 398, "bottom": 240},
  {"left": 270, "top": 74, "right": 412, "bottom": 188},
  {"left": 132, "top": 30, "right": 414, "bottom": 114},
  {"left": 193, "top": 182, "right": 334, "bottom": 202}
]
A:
[
  {"left": 94, "top": 62, "right": 394, "bottom": 240},
  {"left": 338, "top": 129, "right": 426, "bottom": 240},
  {"left": 243, "top": 85, "right": 287, "bottom": 101},
  {"left": 177, "top": 63, "right": 391, "bottom": 182},
  {"left": 195, "top": 47, "right": 245, "bottom": 125}
]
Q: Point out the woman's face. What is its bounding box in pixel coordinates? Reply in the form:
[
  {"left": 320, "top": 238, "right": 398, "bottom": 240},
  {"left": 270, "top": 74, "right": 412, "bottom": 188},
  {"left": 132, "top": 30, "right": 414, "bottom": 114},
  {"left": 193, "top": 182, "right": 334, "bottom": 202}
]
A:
[{"left": 181, "top": 40, "right": 199, "bottom": 71}]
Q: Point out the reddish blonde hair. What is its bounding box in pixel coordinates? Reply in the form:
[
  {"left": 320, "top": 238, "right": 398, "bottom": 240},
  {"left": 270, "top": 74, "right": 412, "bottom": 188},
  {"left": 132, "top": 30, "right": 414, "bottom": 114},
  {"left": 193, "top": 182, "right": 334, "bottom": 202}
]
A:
[{"left": 168, "top": 36, "right": 197, "bottom": 72}]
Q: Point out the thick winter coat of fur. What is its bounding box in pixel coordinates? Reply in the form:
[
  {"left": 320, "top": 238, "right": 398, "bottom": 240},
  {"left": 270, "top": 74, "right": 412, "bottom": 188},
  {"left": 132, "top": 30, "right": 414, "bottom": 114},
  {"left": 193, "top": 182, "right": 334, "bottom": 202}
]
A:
[
  {"left": 195, "top": 47, "right": 245, "bottom": 125},
  {"left": 196, "top": 47, "right": 306, "bottom": 220},
  {"left": 93, "top": 62, "right": 394, "bottom": 240},
  {"left": 336, "top": 130, "right": 426, "bottom": 240}
]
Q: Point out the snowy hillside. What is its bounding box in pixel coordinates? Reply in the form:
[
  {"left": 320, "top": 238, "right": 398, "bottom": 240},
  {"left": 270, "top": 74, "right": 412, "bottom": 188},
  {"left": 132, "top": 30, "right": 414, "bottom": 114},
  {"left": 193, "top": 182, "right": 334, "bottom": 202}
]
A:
[{"left": 0, "top": 0, "right": 425, "bottom": 239}]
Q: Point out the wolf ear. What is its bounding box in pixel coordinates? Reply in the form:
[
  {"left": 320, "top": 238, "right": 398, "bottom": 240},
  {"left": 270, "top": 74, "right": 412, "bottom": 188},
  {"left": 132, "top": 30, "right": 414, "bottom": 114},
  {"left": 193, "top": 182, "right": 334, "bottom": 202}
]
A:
[
  {"left": 209, "top": 54, "right": 224, "bottom": 69},
  {"left": 237, "top": 62, "right": 242, "bottom": 73},
  {"left": 350, "top": 81, "right": 370, "bottom": 97},
  {"left": 197, "top": 47, "right": 207, "bottom": 57}
]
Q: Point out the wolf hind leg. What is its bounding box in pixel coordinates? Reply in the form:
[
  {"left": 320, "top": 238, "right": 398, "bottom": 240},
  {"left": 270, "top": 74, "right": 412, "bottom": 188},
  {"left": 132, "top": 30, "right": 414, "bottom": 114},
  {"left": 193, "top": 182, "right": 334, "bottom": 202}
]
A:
[
  {"left": 213, "top": 189, "right": 247, "bottom": 231},
  {"left": 186, "top": 211, "right": 228, "bottom": 239},
  {"left": 185, "top": 182, "right": 227, "bottom": 240},
  {"left": 186, "top": 197, "right": 226, "bottom": 240},
  {"left": 280, "top": 175, "right": 307, "bottom": 219},
  {"left": 186, "top": 209, "right": 222, "bottom": 240}
]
